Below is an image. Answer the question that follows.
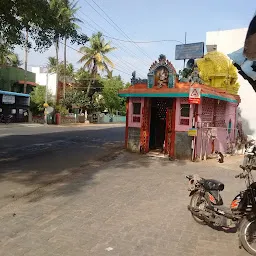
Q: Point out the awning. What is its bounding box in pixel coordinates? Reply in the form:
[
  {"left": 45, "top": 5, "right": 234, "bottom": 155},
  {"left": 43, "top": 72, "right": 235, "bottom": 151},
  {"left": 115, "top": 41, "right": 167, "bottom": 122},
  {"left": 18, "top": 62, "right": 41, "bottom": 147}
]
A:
[
  {"left": 18, "top": 80, "right": 37, "bottom": 86},
  {"left": 119, "top": 83, "right": 240, "bottom": 103},
  {"left": 0, "top": 90, "right": 30, "bottom": 97}
]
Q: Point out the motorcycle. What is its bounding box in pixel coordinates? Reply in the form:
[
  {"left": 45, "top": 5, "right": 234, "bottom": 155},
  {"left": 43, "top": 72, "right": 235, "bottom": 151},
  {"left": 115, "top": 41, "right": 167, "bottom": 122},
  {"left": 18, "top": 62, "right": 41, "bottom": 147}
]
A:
[
  {"left": 186, "top": 165, "right": 256, "bottom": 255},
  {"left": 243, "top": 140, "right": 256, "bottom": 168},
  {"left": 0, "top": 114, "right": 13, "bottom": 124}
]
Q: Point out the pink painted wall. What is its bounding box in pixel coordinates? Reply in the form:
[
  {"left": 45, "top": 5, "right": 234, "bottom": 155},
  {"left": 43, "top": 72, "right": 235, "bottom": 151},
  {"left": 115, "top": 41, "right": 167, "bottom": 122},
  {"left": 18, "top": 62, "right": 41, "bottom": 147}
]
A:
[
  {"left": 225, "top": 102, "right": 238, "bottom": 141},
  {"left": 195, "top": 99, "right": 238, "bottom": 158},
  {"left": 128, "top": 97, "right": 144, "bottom": 128}
]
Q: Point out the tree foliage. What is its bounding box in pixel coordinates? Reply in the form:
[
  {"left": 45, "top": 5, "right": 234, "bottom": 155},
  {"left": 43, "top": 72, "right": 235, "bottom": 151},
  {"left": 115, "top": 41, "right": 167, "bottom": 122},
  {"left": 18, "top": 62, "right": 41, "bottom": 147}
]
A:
[
  {"left": 78, "top": 32, "right": 116, "bottom": 95},
  {"left": 1, "top": 0, "right": 55, "bottom": 49},
  {"left": 102, "top": 78, "right": 126, "bottom": 114},
  {"left": 0, "top": 0, "right": 88, "bottom": 51},
  {"left": 60, "top": 89, "right": 90, "bottom": 109},
  {"left": 47, "top": 56, "right": 74, "bottom": 81},
  {"left": 0, "top": 42, "right": 22, "bottom": 67},
  {"left": 74, "top": 68, "right": 103, "bottom": 94},
  {"left": 30, "top": 85, "right": 54, "bottom": 115}
]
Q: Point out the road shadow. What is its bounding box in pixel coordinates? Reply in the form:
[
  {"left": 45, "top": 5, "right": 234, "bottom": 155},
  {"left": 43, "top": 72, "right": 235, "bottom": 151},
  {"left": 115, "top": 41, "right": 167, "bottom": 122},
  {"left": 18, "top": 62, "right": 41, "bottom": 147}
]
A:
[
  {"left": 0, "top": 125, "right": 189, "bottom": 206},
  {"left": 0, "top": 126, "right": 125, "bottom": 204},
  {"left": 0, "top": 151, "right": 188, "bottom": 206}
]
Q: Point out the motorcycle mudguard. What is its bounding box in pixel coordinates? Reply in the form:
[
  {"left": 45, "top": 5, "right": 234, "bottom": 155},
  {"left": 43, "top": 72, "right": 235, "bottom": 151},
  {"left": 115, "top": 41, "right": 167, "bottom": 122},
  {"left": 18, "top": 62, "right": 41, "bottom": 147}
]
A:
[{"left": 231, "top": 191, "right": 250, "bottom": 212}]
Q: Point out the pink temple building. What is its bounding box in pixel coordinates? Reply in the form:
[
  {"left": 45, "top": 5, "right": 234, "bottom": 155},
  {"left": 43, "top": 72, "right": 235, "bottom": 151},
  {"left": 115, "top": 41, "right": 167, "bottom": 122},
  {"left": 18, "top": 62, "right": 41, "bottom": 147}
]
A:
[{"left": 119, "top": 55, "right": 240, "bottom": 160}]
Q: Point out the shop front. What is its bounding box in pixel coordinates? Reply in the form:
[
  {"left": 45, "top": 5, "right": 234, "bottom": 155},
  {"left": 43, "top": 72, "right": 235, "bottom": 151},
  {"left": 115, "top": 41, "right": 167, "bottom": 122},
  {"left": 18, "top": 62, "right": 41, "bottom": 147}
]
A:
[{"left": 0, "top": 90, "right": 30, "bottom": 123}]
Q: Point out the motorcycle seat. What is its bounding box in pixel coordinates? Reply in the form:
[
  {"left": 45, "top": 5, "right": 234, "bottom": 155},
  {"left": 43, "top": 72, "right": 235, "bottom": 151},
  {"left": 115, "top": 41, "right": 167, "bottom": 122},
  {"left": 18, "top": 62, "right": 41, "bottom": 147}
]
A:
[{"left": 201, "top": 179, "right": 224, "bottom": 191}]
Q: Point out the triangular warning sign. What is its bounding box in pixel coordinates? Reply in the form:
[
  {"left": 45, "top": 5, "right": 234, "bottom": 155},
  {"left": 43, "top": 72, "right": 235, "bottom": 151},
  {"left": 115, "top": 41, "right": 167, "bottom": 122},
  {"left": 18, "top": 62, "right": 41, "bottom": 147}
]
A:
[
  {"left": 191, "top": 89, "right": 199, "bottom": 97},
  {"left": 189, "top": 88, "right": 201, "bottom": 99}
]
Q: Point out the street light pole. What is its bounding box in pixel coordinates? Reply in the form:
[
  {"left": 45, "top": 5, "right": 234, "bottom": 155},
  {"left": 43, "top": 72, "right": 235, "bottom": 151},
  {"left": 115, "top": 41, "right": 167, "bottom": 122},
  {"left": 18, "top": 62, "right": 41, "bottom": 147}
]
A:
[
  {"left": 183, "top": 32, "right": 187, "bottom": 69},
  {"left": 44, "top": 66, "right": 49, "bottom": 125},
  {"left": 24, "top": 29, "right": 28, "bottom": 94}
]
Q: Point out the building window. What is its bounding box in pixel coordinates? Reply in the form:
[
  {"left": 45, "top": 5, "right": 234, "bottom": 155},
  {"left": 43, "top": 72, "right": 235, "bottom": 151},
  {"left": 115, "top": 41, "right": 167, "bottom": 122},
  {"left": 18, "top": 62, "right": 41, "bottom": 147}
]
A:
[
  {"left": 131, "top": 102, "right": 141, "bottom": 123},
  {"left": 133, "top": 103, "right": 141, "bottom": 115},
  {"left": 180, "top": 104, "right": 190, "bottom": 125}
]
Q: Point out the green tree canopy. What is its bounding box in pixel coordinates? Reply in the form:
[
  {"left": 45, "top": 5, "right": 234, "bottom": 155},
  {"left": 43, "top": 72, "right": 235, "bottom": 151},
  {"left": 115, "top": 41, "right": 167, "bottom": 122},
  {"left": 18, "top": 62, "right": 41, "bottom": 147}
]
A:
[
  {"left": 74, "top": 68, "right": 104, "bottom": 94},
  {"left": 78, "top": 32, "right": 116, "bottom": 95},
  {"left": 0, "top": 0, "right": 88, "bottom": 51},
  {"left": 47, "top": 56, "right": 74, "bottom": 82},
  {"left": 60, "top": 88, "right": 89, "bottom": 110},
  {"left": 102, "top": 77, "right": 125, "bottom": 114},
  {"left": 0, "top": 42, "right": 22, "bottom": 67},
  {"left": 30, "top": 85, "right": 54, "bottom": 115}
]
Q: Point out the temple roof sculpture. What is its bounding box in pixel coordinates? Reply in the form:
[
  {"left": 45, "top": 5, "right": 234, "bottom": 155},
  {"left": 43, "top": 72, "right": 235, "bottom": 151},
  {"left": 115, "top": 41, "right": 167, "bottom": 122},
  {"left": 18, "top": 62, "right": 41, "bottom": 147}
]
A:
[
  {"left": 119, "top": 53, "right": 241, "bottom": 103},
  {"left": 196, "top": 51, "right": 240, "bottom": 95}
]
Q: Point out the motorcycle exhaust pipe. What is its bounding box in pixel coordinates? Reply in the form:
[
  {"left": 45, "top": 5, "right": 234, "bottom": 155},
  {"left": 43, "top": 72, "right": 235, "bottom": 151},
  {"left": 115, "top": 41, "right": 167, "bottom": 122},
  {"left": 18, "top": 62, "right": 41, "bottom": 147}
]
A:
[{"left": 187, "top": 205, "right": 213, "bottom": 224}]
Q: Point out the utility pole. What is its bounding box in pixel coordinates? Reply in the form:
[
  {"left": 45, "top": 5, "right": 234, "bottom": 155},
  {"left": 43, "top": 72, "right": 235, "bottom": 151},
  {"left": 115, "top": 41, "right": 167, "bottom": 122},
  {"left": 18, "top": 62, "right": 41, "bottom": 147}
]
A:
[
  {"left": 183, "top": 32, "right": 187, "bottom": 69},
  {"left": 24, "top": 29, "right": 28, "bottom": 94},
  {"left": 44, "top": 66, "right": 49, "bottom": 125},
  {"left": 63, "top": 36, "right": 67, "bottom": 99}
]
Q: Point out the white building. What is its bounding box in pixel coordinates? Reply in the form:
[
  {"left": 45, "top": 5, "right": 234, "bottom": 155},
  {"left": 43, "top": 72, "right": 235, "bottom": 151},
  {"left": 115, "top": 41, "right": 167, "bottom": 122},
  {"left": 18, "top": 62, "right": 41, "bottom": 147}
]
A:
[
  {"left": 206, "top": 28, "right": 256, "bottom": 137},
  {"left": 31, "top": 67, "right": 57, "bottom": 97}
]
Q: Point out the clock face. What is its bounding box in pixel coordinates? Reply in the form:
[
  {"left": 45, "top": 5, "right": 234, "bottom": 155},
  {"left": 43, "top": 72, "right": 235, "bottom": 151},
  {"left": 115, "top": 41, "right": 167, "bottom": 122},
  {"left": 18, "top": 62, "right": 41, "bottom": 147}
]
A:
[{"left": 155, "top": 67, "right": 169, "bottom": 88}]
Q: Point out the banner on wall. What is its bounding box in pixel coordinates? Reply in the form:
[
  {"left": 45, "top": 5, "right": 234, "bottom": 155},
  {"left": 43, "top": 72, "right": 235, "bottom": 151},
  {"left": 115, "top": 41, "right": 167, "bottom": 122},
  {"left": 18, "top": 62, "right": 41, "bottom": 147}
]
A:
[
  {"left": 2, "top": 95, "right": 15, "bottom": 104},
  {"left": 189, "top": 88, "right": 201, "bottom": 104}
]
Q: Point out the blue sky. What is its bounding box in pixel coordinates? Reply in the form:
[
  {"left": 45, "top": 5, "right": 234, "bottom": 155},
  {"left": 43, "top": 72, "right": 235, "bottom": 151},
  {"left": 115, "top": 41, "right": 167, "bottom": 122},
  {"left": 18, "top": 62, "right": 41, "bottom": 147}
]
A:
[{"left": 16, "top": 0, "right": 255, "bottom": 82}]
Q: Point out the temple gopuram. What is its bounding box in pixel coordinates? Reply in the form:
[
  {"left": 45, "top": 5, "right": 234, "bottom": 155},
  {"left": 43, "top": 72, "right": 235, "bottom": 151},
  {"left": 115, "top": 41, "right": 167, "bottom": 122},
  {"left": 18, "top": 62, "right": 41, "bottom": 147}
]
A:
[{"left": 119, "top": 53, "right": 241, "bottom": 160}]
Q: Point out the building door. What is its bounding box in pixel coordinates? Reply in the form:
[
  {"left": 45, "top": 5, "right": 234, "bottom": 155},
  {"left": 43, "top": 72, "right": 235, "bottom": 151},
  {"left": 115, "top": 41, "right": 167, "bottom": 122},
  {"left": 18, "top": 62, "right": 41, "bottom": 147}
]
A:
[{"left": 148, "top": 98, "right": 173, "bottom": 153}]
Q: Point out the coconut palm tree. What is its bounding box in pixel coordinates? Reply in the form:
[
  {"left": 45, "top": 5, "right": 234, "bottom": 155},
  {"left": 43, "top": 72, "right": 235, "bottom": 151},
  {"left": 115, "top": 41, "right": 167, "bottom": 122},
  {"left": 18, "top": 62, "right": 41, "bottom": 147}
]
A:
[
  {"left": 61, "top": 0, "right": 81, "bottom": 98},
  {"left": 47, "top": 56, "right": 58, "bottom": 73},
  {"left": 49, "top": 0, "right": 64, "bottom": 101},
  {"left": 49, "top": 0, "right": 81, "bottom": 99},
  {"left": 0, "top": 43, "right": 22, "bottom": 67},
  {"left": 47, "top": 56, "right": 74, "bottom": 82},
  {"left": 78, "top": 32, "right": 116, "bottom": 96}
]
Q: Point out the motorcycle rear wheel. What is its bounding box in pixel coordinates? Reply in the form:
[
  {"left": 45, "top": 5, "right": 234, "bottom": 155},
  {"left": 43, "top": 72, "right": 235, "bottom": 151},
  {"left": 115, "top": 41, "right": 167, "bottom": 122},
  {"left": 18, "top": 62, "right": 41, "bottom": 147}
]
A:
[
  {"left": 240, "top": 218, "right": 256, "bottom": 255},
  {"left": 190, "top": 192, "right": 207, "bottom": 225}
]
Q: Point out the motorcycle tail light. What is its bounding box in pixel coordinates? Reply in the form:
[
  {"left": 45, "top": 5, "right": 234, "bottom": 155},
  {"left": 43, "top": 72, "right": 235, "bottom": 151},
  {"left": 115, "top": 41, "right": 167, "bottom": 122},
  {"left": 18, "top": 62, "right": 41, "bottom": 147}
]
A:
[{"left": 208, "top": 194, "right": 216, "bottom": 204}]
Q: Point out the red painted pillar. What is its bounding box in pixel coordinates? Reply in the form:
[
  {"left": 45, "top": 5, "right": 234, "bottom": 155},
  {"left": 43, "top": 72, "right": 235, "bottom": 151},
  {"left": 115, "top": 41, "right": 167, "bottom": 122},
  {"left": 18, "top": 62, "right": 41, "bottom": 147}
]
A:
[
  {"left": 125, "top": 98, "right": 129, "bottom": 149},
  {"left": 56, "top": 113, "right": 61, "bottom": 125},
  {"left": 170, "top": 99, "right": 176, "bottom": 158}
]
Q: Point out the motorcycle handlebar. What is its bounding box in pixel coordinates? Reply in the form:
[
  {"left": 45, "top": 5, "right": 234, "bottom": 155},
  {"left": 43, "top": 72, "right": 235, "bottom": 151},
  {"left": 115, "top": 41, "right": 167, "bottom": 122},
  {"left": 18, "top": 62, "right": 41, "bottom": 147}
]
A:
[{"left": 235, "top": 173, "right": 247, "bottom": 179}]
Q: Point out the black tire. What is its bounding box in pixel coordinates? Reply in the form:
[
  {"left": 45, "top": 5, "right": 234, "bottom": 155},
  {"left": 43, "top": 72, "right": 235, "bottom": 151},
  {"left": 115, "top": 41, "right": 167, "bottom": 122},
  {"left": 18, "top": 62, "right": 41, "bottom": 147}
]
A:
[
  {"left": 239, "top": 218, "right": 256, "bottom": 255},
  {"left": 190, "top": 192, "right": 207, "bottom": 225}
]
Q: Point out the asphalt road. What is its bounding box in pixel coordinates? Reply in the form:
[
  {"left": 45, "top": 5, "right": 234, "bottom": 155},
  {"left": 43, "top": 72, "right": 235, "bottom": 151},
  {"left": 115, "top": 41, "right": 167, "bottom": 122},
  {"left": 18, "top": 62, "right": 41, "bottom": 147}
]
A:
[
  {"left": 0, "top": 124, "right": 125, "bottom": 160},
  {"left": 0, "top": 124, "right": 125, "bottom": 208}
]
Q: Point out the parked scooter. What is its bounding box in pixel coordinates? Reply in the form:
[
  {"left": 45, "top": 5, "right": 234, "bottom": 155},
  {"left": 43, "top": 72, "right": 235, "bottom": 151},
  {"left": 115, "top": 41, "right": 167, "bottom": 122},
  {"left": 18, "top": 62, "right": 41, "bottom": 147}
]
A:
[
  {"left": 0, "top": 114, "right": 13, "bottom": 124},
  {"left": 243, "top": 139, "right": 256, "bottom": 168},
  {"left": 186, "top": 165, "right": 256, "bottom": 255}
]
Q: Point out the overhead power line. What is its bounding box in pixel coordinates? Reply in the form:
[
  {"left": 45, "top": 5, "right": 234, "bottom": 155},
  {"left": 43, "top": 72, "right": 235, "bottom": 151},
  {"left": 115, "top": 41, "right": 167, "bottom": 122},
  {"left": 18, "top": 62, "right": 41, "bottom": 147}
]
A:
[
  {"left": 103, "top": 37, "right": 184, "bottom": 45},
  {"left": 84, "top": 0, "right": 154, "bottom": 62},
  {"left": 76, "top": 11, "right": 147, "bottom": 76},
  {"left": 77, "top": 10, "right": 150, "bottom": 68},
  {"left": 59, "top": 41, "right": 131, "bottom": 76}
]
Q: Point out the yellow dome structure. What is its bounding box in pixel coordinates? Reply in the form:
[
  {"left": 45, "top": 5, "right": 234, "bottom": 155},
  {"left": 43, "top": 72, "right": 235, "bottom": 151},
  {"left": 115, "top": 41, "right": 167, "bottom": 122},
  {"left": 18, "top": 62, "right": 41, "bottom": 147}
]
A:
[{"left": 196, "top": 51, "right": 240, "bottom": 95}]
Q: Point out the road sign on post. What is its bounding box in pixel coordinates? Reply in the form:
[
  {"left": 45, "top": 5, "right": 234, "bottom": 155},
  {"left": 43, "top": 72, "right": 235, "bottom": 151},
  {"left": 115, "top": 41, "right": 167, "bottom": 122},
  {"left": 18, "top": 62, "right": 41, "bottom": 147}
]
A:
[{"left": 189, "top": 88, "right": 201, "bottom": 104}]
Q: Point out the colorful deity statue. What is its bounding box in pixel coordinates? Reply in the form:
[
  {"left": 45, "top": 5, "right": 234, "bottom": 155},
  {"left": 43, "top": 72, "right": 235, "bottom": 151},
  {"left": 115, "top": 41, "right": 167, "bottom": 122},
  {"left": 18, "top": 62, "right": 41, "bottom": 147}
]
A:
[{"left": 196, "top": 51, "right": 240, "bottom": 95}]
